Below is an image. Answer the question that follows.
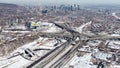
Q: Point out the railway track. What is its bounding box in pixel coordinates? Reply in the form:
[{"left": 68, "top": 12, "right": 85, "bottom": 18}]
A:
[
  {"left": 26, "top": 41, "right": 70, "bottom": 68},
  {"left": 44, "top": 44, "right": 73, "bottom": 68},
  {"left": 25, "top": 22, "right": 91, "bottom": 68},
  {"left": 51, "top": 41, "right": 81, "bottom": 68}
]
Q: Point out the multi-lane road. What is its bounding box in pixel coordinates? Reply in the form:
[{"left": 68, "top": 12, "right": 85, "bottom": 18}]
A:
[
  {"left": 25, "top": 21, "right": 84, "bottom": 68},
  {"left": 26, "top": 21, "right": 120, "bottom": 68}
]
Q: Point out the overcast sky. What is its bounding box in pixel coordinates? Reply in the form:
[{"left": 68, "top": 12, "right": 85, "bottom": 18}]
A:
[{"left": 0, "top": 0, "right": 120, "bottom": 5}]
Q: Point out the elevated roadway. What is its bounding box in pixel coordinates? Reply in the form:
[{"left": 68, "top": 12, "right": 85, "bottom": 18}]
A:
[{"left": 25, "top": 21, "right": 120, "bottom": 68}]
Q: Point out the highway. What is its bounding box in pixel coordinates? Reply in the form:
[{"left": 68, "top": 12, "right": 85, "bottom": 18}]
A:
[
  {"left": 88, "top": 35, "right": 120, "bottom": 40},
  {"left": 51, "top": 41, "right": 82, "bottom": 68},
  {"left": 26, "top": 41, "right": 70, "bottom": 68},
  {"left": 112, "top": 12, "right": 120, "bottom": 19},
  {"left": 44, "top": 44, "right": 73, "bottom": 68},
  {"left": 25, "top": 22, "right": 82, "bottom": 68},
  {"left": 25, "top": 21, "right": 120, "bottom": 68}
]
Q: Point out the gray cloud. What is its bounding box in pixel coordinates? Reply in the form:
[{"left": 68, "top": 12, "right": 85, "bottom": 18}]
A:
[{"left": 0, "top": 0, "right": 120, "bottom": 5}]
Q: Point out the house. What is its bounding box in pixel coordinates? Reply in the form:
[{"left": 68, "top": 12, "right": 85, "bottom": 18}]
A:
[{"left": 92, "top": 52, "right": 114, "bottom": 62}]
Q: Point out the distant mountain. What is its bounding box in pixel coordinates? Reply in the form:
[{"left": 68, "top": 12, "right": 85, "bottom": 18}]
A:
[{"left": 0, "top": 3, "right": 18, "bottom": 8}]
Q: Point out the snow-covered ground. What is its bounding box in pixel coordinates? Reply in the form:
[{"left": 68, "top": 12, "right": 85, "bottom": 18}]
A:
[
  {"left": 86, "top": 40, "right": 102, "bottom": 47},
  {"left": 2, "top": 30, "right": 30, "bottom": 34},
  {"left": 75, "top": 21, "right": 92, "bottom": 33},
  {"left": 112, "top": 12, "right": 120, "bottom": 19},
  {"left": 40, "top": 24, "right": 62, "bottom": 33},
  {"left": 110, "top": 34, "right": 120, "bottom": 36},
  {"left": 64, "top": 53, "right": 97, "bottom": 68},
  {"left": 0, "top": 56, "right": 31, "bottom": 68},
  {"left": 106, "top": 40, "right": 120, "bottom": 49},
  {"left": 0, "top": 37, "right": 66, "bottom": 68}
]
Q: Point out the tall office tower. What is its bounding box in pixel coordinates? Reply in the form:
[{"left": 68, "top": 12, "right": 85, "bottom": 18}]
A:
[
  {"left": 77, "top": 5, "right": 80, "bottom": 10},
  {"left": 74, "top": 4, "right": 77, "bottom": 11},
  {"left": 70, "top": 5, "right": 73, "bottom": 11}
]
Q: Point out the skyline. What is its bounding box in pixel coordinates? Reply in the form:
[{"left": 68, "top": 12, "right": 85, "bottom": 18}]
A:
[{"left": 0, "top": 0, "right": 120, "bottom": 6}]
